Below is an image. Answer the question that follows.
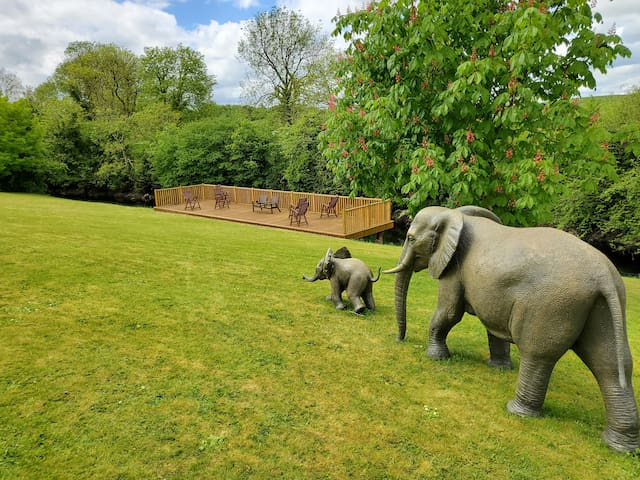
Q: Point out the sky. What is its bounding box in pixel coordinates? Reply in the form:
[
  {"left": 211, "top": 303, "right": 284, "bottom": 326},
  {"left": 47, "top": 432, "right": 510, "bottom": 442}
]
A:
[{"left": 1, "top": 0, "right": 639, "bottom": 105}]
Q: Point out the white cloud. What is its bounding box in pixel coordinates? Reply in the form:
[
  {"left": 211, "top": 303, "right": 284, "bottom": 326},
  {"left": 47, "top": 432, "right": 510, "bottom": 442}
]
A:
[
  {"left": 280, "top": 0, "right": 357, "bottom": 24},
  {"left": 583, "top": 64, "right": 640, "bottom": 96},
  {"left": 233, "top": 0, "right": 260, "bottom": 8},
  {"left": 583, "top": 0, "right": 640, "bottom": 94},
  {"left": 0, "top": 0, "right": 185, "bottom": 88},
  {"left": 190, "top": 19, "right": 249, "bottom": 102}
]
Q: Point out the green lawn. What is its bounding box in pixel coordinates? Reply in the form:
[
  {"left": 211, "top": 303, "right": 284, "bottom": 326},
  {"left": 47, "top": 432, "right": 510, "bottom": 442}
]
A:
[{"left": 1, "top": 193, "right": 639, "bottom": 479}]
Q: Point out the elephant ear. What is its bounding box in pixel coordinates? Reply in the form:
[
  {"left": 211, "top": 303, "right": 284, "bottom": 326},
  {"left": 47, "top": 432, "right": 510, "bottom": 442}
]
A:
[
  {"left": 457, "top": 205, "right": 502, "bottom": 224},
  {"left": 333, "top": 246, "right": 352, "bottom": 259},
  {"left": 323, "top": 248, "right": 335, "bottom": 278},
  {"left": 428, "top": 210, "right": 464, "bottom": 279}
]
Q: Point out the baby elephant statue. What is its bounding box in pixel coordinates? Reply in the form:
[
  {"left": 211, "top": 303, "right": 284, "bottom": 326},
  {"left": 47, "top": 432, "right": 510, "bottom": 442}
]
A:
[
  {"left": 303, "top": 247, "right": 381, "bottom": 314},
  {"left": 384, "top": 205, "right": 639, "bottom": 453}
]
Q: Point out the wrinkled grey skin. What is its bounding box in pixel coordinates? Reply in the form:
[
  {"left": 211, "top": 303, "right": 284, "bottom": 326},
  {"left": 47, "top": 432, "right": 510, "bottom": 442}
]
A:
[
  {"left": 303, "top": 248, "right": 381, "bottom": 314},
  {"left": 384, "top": 205, "right": 639, "bottom": 453}
]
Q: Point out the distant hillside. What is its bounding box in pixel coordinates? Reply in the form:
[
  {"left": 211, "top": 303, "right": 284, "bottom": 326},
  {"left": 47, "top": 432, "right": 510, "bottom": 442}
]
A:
[{"left": 581, "top": 90, "right": 640, "bottom": 130}]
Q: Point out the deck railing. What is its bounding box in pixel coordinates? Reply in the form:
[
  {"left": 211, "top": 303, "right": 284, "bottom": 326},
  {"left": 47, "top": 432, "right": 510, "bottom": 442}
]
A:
[
  {"left": 342, "top": 200, "right": 392, "bottom": 238},
  {"left": 154, "top": 184, "right": 393, "bottom": 238}
]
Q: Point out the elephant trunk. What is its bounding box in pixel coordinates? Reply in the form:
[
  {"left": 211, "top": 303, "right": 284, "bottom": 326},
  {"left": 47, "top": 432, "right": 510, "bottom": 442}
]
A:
[
  {"left": 384, "top": 243, "right": 414, "bottom": 341},
  {"left": 302, "top": 273, "right": 318, "bottom": 282},
  {"left": 393, "top": 268, "right": 413, "bottom": 341}
]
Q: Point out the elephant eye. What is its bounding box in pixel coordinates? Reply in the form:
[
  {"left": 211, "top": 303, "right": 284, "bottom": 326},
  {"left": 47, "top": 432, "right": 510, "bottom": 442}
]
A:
[{"left": 408, "top": 234, "right": 416, "bottom": 244}]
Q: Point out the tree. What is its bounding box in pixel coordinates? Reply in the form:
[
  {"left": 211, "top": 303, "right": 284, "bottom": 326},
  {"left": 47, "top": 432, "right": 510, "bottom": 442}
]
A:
[
  {"left": 150, "top": 106, "right": 284, "bottom": 188},
  {"left": 319, "top": 0, "right": 630, "bottom": 225},
  {"left": 53, "top": 41, "right": 139, "bottom": 117},
  {"left": 0, "top": 68, "right": 25, "bottom": 101},
  {"left": 0, "top": 97, "right": 60, "bottom": 191},
  {"left": 237, "top": 6, "right": 333, "bottom": 123},
  {"left": 554, "top": 87, "right": 640, "bottom": 257},
  {"left": 139, "top": 45, "right": 216, "bottom": 111},
  {"left": 89, "top": 103, "right": 180, "bottom": 193},
  {"left": 30, "top": 85, "right": 100, "bottom": 195},
  {"left": 278, "top": 108, "right": 346, "bottom": 193}
]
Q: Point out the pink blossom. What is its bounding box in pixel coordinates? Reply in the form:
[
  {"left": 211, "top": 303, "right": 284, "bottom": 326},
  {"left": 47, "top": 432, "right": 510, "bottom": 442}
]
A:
[
  {"left": 328, "top": 94, "right": 336, "bottom": 111},
  {"left": 534, "top": 150, "right": 543, "bottom": 164},
  {"left": 466, "top": 129, "right": 475, "bottom": 143}
]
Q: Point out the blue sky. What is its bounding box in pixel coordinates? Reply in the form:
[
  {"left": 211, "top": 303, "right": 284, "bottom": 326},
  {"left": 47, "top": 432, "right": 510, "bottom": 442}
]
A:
[
  {"left": 164, "top": 0, "right": 278, "bottom": 27},
  {"left": 1, "top": 0, "right": 639, "bottom": 104}
]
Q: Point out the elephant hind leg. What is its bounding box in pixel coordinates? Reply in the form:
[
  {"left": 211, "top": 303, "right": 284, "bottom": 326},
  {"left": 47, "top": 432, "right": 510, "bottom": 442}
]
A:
[
  {"left": 507, "top": 355, "right": 556, "bottom": 417},
  {"left": 348, "top": 294, "right": 366, "bottom": 314},
  {"left": 487, "top": 331, "right": 513, "bottom": 370},
  {"left": 573, "top": 328, "right": 640, "bottom": 452},
  {"left": 363, "top": 284, "right": 375, "bottom": 311},
  {"left": 342, "top": 285, "right": 365, "bottom": 313}
]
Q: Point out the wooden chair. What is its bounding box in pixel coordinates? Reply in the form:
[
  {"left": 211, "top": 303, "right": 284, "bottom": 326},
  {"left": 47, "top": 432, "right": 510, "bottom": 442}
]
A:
[
  {"left": 183, "top": 188, "right": 201, "bottom": 210},
  {"left": 267, "top": 195, "right": 281, "bottom": 213},
  {"left": 320, "top": 196, "right": 339, "bottom": 218},
  {"left": 289, "top": 198, "right": 309, "bottom": 226},
  {"left": 214, "top": 185, "right": 230, "bottom": 209},
  {"left": 252, "top": 194, "right": 268, "bottom": 212},
  {"left": 288, "top": 197, "right": 307, "bottom": 220}
]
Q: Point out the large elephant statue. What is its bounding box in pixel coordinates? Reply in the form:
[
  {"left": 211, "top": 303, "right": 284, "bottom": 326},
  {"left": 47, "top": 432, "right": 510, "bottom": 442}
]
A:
[
  {"left": 384, "top": 205, "right": 639, "bottom": 452},
  {"left": 303, "top": 247, "right": 380, "bottom": 314}
]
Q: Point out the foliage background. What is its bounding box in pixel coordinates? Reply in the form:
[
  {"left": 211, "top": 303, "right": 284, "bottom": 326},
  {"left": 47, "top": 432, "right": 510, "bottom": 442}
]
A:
[{"left": 553, "top": 92, "right": 640, "bottom": 259}]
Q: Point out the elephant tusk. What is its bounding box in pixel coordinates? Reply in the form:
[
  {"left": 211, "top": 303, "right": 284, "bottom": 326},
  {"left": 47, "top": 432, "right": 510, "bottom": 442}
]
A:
[{"left": 383, "top": 263, "right": 407, "bottom": 274}]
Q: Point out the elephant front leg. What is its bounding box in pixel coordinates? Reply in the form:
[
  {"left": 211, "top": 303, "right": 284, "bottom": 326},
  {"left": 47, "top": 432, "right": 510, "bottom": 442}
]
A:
[
  {"left": 426, "top": 282, "right": 465, "bottom": 359},
  {"left": 426, "top": 305, "right": 464, "bottom": 360},
  {"left": 487, "top": 331, "right": 513, "bottom": 369},
  {"left": 329, "top": 282, "right": 347, "bottom": 310},
  {"left": 507, "top": 355, "right": 555, "bottom": 417}
]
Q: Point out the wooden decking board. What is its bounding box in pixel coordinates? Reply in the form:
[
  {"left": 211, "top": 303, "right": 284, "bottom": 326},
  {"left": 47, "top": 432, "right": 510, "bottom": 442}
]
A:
[{"left": 155, "top": 200, "right": 353, "bottom": 238}]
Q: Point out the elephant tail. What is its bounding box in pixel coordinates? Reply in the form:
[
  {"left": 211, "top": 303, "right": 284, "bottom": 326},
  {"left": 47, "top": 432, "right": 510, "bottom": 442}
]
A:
[
  {"left": 604, "top": 285, "right": 628, "bottom": 389},
  {"left": 370, "top": 267, "right": 381, "bottom": 283}
]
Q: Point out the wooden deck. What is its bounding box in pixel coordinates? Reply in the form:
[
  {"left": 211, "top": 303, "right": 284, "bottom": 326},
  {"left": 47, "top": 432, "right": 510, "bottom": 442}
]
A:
[
  {"left": 155, "top": 199, "right": 350, "bottom": 236},
  {"left": 153, "top": 185, "right": 394, "bottom": 240}
]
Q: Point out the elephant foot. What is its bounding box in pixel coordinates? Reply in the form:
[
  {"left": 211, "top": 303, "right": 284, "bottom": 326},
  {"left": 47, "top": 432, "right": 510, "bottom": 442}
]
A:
[
  {"left": 602, "top": 427, "right": 640, "bottom": 453},
  {"left": 354, "top": 305, "right": 366, "bottom": 315},
  {"left": 487, "top": 357, "right": 513, "bottom": 370},
  {"left": 506, "top": 399, "right": 542, "bottom": 418},
  {"left": 426, "top": 343, "right": 451, "bottom": 360}
]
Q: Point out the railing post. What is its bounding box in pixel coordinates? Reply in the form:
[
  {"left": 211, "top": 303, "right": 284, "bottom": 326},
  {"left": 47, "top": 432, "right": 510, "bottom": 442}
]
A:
[{"left": 342, "top": 210, "right": 347, "bottom": 235}]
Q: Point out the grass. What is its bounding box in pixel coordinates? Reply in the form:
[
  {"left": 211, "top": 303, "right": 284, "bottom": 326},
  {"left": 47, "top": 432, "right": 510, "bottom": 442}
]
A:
[{"left": 1, "top": 193, "right": 639, "bottom": 479}]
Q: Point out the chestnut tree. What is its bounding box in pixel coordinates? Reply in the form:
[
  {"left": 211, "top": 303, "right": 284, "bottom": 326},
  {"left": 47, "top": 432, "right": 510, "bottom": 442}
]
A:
[{"left": 319, "top": 0, "right": 630, "bottom": 225}]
